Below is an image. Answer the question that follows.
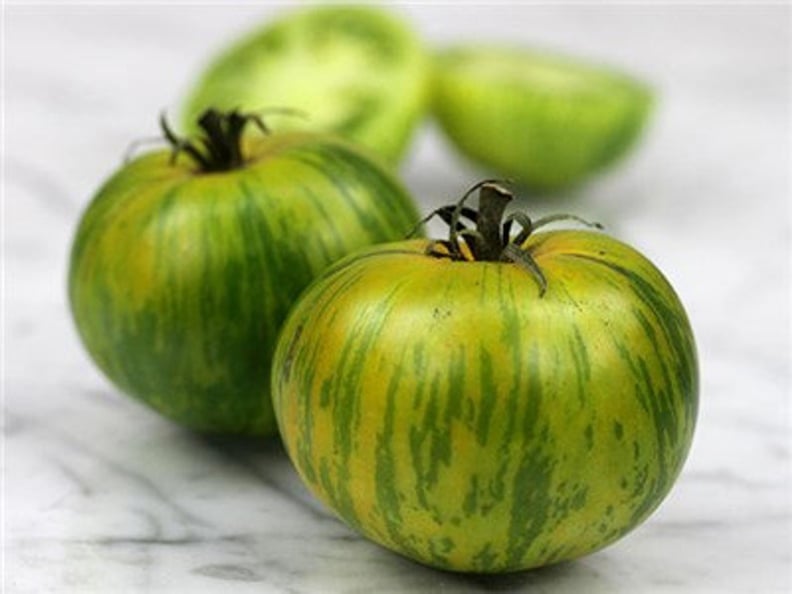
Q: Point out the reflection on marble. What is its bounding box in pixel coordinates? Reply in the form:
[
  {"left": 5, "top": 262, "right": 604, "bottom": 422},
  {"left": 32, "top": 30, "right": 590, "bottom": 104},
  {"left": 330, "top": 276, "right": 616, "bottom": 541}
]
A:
[{"left": 5, "top": 3, "right": 791, "bottom": 593}]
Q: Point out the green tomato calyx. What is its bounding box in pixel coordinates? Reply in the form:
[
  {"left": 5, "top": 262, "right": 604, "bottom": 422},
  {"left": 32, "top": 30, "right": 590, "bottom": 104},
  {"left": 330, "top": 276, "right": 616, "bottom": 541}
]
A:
[
  {"left": 411, "top": 180, "right": 602, "bottom": 296},
  {"left": 159, "top": 108, "right": 305, "bottom": 173}
]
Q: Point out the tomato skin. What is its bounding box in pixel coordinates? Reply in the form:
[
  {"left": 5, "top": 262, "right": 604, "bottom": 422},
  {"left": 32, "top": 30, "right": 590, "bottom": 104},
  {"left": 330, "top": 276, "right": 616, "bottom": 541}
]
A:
[
  {"left": 68, "top": 133, "right": 421, "bottom": 435},
  {"left": 272, "top": 232, "right": 698, "bottom": 572}
]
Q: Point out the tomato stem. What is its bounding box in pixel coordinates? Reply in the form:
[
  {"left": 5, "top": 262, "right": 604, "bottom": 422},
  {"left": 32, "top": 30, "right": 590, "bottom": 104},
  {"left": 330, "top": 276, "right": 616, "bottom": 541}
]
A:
[
  {"left": 474, "top": 183, "right": 512, "bottom": 260},
  {"left": 159, "top": 108, "right": 268, "bottom": 172},
  {"left": 417, "top": 181, "right": 603, "bottom": 296},
  {"left": 158, "top": 108, "right": 305, "bottom": 173}
]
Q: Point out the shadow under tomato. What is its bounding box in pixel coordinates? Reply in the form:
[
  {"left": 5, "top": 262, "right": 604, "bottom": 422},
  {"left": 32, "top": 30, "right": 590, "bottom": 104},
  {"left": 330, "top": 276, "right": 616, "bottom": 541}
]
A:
[
  {"left": 442, "top": 559, "right": 606, "bottom": 591},
  {"left": 191, "top": 431, "right": 284, "bottom": 456}
]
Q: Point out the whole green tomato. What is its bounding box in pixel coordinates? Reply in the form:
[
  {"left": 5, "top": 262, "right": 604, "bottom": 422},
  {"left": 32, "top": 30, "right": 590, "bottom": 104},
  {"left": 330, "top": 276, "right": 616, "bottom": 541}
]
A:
[
  {"left": 69, "top": 109, "right": 421, "bottom": 435},
  {"left": 272, "top": 182, "right": 697, "bottom": 572}
]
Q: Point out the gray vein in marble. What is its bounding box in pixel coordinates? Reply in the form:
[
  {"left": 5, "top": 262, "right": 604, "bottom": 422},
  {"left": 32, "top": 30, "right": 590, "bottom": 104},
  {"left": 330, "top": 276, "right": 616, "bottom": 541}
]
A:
[
  {"left": 20, "top": 414, "right": 212, "bottom": 533},
  {"left": 47, "top": 455, "right": 96, "bottom": 497},
  {"left": 191, "top": 564, "right": 263, "bottom": 584}
]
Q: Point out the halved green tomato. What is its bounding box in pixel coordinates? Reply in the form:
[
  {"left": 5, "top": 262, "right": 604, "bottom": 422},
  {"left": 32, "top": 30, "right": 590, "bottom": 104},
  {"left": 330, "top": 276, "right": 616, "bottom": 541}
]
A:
[
  {"left": 182, "top": 6, "right": 430, "bottom": 166},
  {"left": 433, "top": 46, "right": 653, "bottom": 191}
]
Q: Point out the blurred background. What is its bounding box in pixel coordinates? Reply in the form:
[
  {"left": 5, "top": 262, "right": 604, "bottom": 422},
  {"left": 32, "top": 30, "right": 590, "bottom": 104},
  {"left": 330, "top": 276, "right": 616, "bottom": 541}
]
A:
[{"left": 4, "top": 2, "right": 790, "bottom": 593}]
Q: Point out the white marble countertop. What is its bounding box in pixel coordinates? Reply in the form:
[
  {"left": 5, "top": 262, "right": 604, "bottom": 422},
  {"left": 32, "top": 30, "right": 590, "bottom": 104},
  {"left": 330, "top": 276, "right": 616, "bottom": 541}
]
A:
[{"left": 4, "top": 3, "right": 791, "bottom": 593}]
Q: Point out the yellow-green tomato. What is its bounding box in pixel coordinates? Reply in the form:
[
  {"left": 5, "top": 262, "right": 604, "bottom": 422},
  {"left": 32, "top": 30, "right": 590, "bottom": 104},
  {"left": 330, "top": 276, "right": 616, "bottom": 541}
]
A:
[
  {"left": 69, "top": 110, "right": 421, "bottom": 436},
  {"left": 272, "top": 218, "right": 697, "bottom": 572}
]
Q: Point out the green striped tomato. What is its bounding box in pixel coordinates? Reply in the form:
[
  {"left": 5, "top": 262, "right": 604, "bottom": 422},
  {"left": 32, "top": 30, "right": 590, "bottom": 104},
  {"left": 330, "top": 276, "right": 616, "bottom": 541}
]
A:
[
  {"left": 182, "top": 6, "right": 430, "bottom": 166},
  {"left": 433, "top": 46, "right": 653, "bottom": 191},
  {"left": 272, "top": 186, "right": 697, "bottom": 572},
  {"left": 69, "top": 111, "right": 421, "bottom": 435}
]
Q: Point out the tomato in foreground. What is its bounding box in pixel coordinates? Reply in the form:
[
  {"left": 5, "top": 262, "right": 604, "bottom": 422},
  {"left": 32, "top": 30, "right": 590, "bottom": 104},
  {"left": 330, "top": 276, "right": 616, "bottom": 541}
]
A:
[
  {"left": 182, "top": 6, "right": 430, "bottom": 166},
  {"left": 433, "top": 46, "right": 653, "bottom": 191},
  {"left": 272, "top": 182, "right": 698, "bottom": 572},
  {"left": 69, "top": 109, "right": 421, "bottom": 435}
]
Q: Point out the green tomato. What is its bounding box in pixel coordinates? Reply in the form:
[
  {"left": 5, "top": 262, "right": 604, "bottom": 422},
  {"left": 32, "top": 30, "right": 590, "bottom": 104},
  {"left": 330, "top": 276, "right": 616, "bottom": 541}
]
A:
[
  {"left": 182, "top": 6, "right": 430, "bottom": 166},
  {"left": 68, "top": 110, "right": 421, "bottom": 435},
  {"left": 433, "top": 46, "right": 654, "bottom": 191},
  {"left": 272, "top": 182, "right": 697, "bottom": 572}
]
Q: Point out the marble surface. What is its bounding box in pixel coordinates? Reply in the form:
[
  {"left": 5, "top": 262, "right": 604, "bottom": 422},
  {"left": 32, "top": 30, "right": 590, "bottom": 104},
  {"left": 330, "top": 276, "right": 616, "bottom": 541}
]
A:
[{"left": 4, "top": 3, "right": 791, "bottom": 593}]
